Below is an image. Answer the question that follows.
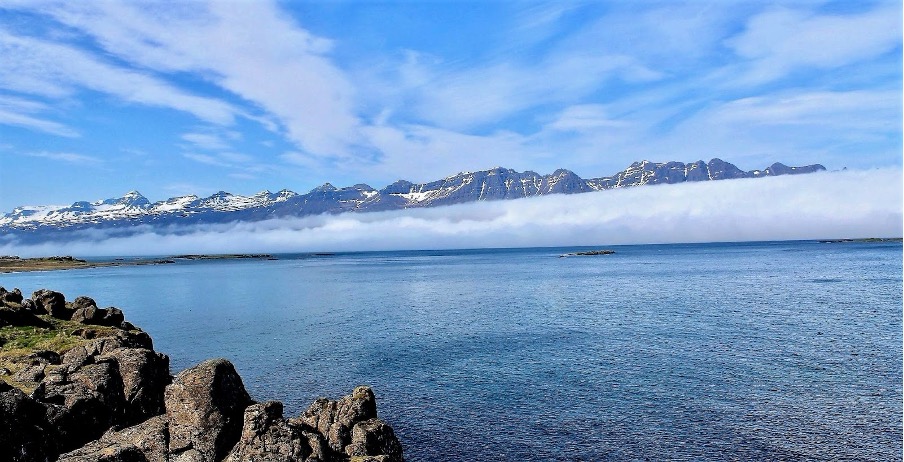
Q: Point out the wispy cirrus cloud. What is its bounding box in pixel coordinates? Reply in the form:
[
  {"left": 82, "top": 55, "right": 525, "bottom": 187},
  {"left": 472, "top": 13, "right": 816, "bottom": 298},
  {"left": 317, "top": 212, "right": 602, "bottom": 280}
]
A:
[
  {"left": 0, "top": 30, "right": 238, "bottom": 125},
  {"left": 725, "top": 4, "right": 903, "bottom": 85},
  {"left": 26, "top": 1, "right": 360, "bottom": 159},
  {"left": 0, "top": 94, "right": 79, "bottom": 137},
  {"left": 395, "top": 51, "right": 662, "bottom": 130},
  {"left": 180, "top": 133, "right": 229, "bottom": 151},
  {"left": 26, "top": 150, "right": 102, "bottom": 165},
  {"left": 0, "top": 108, "right": 79, "bottom": 138}
]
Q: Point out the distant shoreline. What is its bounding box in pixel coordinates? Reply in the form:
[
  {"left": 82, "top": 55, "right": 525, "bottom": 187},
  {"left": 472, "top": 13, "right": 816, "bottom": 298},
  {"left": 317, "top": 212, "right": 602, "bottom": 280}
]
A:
[
  {"left": 0, "top": 254, "right": 276, "bottom": 273},
  {"left": 2, "top": 238, "right": 900, "bottom": 273}
]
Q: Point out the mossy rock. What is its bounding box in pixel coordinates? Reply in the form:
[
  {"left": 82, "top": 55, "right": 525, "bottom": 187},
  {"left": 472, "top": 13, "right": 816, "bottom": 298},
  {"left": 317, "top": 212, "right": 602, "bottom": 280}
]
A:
[{"left": 0, "top": 315, "right": 119, "bottom": 391}]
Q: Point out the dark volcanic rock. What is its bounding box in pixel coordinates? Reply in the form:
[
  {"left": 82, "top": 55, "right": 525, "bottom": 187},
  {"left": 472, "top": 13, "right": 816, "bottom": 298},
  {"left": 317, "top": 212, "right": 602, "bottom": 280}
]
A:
[
  {"left": 0, "top": 286, "right": 24, "bottom": 305},
  {"left": 71, "top": 305, "right": 126, "bottom": 327},
  {"left": 59, "top": 415, "right": 169, "bottom": 462},
  {"left": 10, "top": 351, "right": 60, "bottom": 389},
  {"left": 105, "top": 348, "right": 170, "bottom": 425},
  {"left": 35, "top": 360, "right": 128, "bottom": 453},
  {"left": 0, "top": 305, "right": 52, "bottom": 328},
  {"left": 0, "top": 381, "right": 58, "bottom": 462},
  {"left": 31, "top": 289, "right": 71, "bottom": 319},
  {"left": 346, "top": 418, "right": 404, "bottom": 461},
  {"left": 70, "top": 296, "right": 97, "bottom": 311},
  {"left": 20, "top": 326, "right": 166, "bottom": 456},
  {"left": 165, "top": 358, "right": 252, "bottom": 461},
  {"left": 298, "top": 385, "right": 398, "bottom": 458},
  {"left": 1, "top": 289, "right": 403, "bottom": 462},
  {"left": 224, "top": 401, "right": 311, "bottom": 462}
]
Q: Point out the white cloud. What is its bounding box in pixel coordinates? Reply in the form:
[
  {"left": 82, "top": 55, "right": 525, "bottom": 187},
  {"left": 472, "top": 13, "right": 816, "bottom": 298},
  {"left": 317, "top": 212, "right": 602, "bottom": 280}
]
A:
[
  {"left": 26, "top": 151, "right": 102, "bottom": 165},
  {"left": 631, "top": 88, "right": 903, "bottom": 168},
  {"left": 181, "top": 152, "right": 224, "bottom": 167},
  {"left": 29, "top": 1, "right": 360, "bottom": 158},
  {"left": 0, "top": 95, "right": 79, "bottom": 137},
  {"left": 180, "top": 132, "right": 231, "bottom": 151},
  {"left": 0, "top": 29, "right": 237, "bottom": 125},
  {"left": 709, "top": 90, "right": 900, "bottom": 131},
  {"left": 399, "top": 50, "right": 661, "bottom": 130},
  {"left": 0, "top": 108, "right": 79, "bottom": 137},
  {"left": 545, "top": 104, "right": 629, "bottom": 132},
  {"left": 182, "top": 150, "right": 272, "bottom": 174},
  {"left": 725, "top": 4, "right": 902, "bottom": 84},
  {"left": 3, "top": 169, "right": 899, "bottom": 257}
]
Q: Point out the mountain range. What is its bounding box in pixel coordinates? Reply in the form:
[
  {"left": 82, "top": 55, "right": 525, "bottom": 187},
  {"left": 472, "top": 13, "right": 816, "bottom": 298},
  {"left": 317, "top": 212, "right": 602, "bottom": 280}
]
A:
[{"left": 1, "top": 158, "right": 825, "bottom": 243}]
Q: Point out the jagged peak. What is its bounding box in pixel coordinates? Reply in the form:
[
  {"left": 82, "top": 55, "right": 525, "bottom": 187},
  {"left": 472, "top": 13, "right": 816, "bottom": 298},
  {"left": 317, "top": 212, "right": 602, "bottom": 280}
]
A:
[
  {"left": 550, "top": 168, "right": 578, "bottom": 176},
  {"left": 275, "top": 189, "right": 298, "bottom": 198},
  {"left": 1, "top": 159, "right": 830, "bottom": 228},
  {"left": 310, "top": 183, "right": 337, "bottom": 193}
]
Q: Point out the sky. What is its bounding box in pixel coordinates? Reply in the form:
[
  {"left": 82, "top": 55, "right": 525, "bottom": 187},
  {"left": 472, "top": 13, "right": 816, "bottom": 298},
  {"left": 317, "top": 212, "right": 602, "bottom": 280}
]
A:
[
  {"left": 0, "top": 0, "right": 900, "bottom": 214},
  {"left": 2, "top": 168, "right": 900, "bottom": 256}
]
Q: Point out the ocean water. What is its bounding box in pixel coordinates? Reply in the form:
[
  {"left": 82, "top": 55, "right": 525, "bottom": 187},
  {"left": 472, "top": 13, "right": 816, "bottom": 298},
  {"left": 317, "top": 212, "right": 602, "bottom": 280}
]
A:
[{"left": 2, "top": 240, "right": 901, "bottom": 461}]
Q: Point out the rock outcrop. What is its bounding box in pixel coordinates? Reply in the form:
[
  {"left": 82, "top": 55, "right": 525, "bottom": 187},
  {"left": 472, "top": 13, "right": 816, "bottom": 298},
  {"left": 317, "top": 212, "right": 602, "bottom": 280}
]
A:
[{"left": 0, "top": 288, "right": 403, "bottom": 462}]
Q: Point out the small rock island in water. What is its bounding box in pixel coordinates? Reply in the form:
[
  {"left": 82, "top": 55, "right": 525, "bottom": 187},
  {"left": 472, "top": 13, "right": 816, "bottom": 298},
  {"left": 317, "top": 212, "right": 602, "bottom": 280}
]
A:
[
  {"left": 0, "top": 287, "right": 402, "bottom": 462},
  {"left": 559, "top": 249, "right": 616, "bottom": 258}
]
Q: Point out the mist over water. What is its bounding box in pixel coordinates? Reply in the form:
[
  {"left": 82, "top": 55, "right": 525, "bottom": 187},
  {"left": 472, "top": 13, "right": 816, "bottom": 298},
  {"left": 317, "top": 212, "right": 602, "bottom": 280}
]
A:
[{"left": 2, "top": 168, "right": 901, "bottom": 257}]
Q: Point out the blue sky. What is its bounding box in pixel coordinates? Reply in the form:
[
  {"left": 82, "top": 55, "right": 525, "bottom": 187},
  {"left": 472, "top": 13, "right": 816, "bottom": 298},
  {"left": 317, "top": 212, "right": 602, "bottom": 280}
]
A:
[{"left": 0, "top": 0, "right": 901, "bottom": 212}]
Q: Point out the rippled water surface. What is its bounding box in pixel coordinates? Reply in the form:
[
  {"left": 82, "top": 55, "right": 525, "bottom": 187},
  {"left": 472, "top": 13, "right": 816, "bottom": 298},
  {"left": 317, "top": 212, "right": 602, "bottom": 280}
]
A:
[{"left": 3, "top": 241, "right": 901, "bottom": 461}]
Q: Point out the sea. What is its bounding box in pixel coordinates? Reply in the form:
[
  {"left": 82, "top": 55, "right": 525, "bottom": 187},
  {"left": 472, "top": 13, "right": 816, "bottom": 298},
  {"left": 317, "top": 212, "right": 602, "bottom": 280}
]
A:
[{"left": 2, "top": 240, "right": 901, "bottom": 461}]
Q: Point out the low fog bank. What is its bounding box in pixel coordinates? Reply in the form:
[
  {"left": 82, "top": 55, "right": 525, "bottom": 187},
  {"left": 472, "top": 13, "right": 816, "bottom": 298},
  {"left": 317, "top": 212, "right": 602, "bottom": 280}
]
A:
[{"left": 4, "top": 168, "right": 902, "bottom": 257}]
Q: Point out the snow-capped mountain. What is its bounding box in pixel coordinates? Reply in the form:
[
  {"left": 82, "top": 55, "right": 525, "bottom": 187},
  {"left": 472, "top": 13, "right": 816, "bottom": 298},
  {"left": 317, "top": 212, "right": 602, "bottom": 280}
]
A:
[{"left": 0, "top": 158, "right": 825, "bottom": 241}]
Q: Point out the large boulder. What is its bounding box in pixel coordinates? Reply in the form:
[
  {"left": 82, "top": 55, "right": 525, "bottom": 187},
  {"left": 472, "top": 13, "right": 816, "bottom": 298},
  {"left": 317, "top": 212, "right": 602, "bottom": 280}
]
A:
[
  {"left": 60, "top": 331, "right": 155, "bottom": 375},
  {"left": 104, "top": 348, "right": 170, "bottom": 425},
  {"left": 165, "top": 358, "right": 252, "bottom": 461},
  {"left": 32, "top": 289, "right": 71, "bottom": 319},
  {"left": 71, "top": 305, "right": 126, "bottom": 327},
  {"left": 10, "top": 351, "right": 61, "bottom": 390},
  {"left": 0, "top": 305, "right": 51, "bottom": 328},
  {"left": 34, "top": 359, "right": 127, "bottom": 453},
  {"left": 224, "top": 401, "right": 311, "bottom": 462},
  {"left": 70, "top": 296, "right": 97, "bottom": 311},
  {"left": 0, "top": 381, "right": 58, "bottom": 462},
  {"left": 346, "top": 418, "right": 404, "bottom": 462},
  {"left": 0, "top": 287, "right": 24, "bottom": 305},
  {"left": 299, "top": 385, "right": 379, "bottom": 454},
  {"left": 58, "top": 415, "right": 169, "bottom": 462}
]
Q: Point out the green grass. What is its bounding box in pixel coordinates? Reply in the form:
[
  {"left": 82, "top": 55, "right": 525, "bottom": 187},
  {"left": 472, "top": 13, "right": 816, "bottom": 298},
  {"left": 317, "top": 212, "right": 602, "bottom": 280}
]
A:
[{"left": 0, "top": 314, "right": 118, "bottom": 390}]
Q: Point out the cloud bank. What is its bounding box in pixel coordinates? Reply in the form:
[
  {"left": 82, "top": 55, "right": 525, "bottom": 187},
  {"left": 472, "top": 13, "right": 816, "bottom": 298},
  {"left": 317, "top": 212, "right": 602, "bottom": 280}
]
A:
[{"left": 3, "top": 169, "right": 901, "bottom": 257}]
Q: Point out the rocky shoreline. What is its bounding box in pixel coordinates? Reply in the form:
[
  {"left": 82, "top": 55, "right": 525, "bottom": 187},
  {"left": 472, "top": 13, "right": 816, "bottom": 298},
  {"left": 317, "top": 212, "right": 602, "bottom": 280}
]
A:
[{"left": 0, "top": 287, "right": 402, "bottom": 462}]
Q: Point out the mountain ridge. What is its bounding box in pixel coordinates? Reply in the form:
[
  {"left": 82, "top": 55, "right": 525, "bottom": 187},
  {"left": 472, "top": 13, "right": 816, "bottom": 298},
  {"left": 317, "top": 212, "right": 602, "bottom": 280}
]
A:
[{"left": 1, "top": 158, "right": 826, "bottom": 241}]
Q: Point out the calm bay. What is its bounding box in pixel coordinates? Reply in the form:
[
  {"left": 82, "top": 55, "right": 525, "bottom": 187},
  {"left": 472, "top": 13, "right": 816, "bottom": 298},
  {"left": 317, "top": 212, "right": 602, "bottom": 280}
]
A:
[{"left": 2, "top": 240, "right": 900, "bottom": 461}]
